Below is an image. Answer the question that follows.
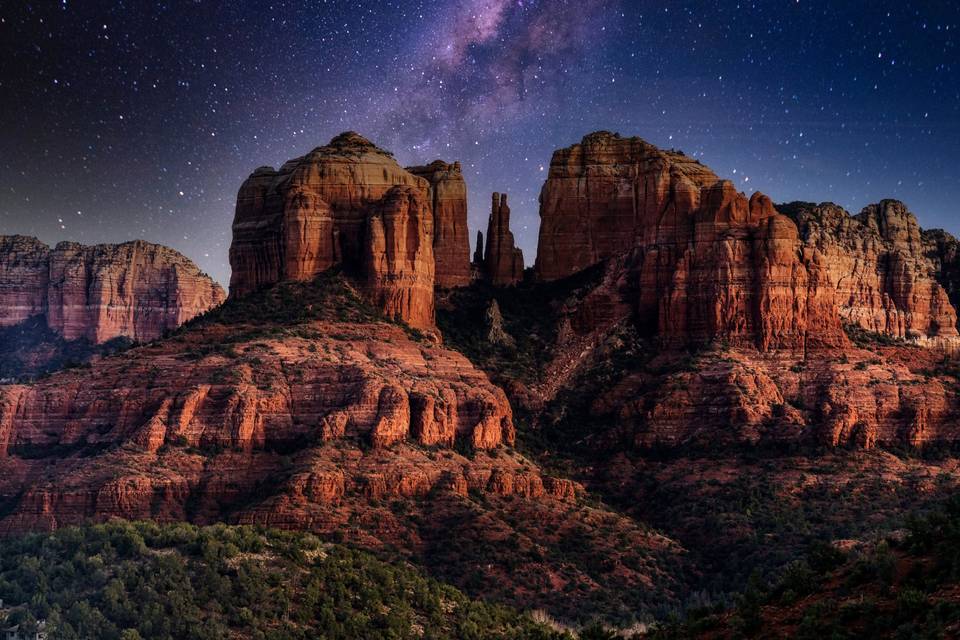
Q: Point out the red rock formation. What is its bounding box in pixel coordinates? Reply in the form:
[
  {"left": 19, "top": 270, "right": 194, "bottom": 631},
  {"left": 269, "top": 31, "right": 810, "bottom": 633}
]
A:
[
  {"left": 406, "top": 160, "right": 472, "bottom": 288},
  {"left": 483, "top": 193, "right": 525, "bottom": 286},
  {"left": 0, "top": 236, "right": 49, "bottom": 328},
  {"left": 0, "top": 308, "right": 579, "bottom": 534},
  {"left": 230, "top": 133, "right": 426, "bottom": 294},
  {"left": 473, "top": 230, "right": 484, "bottom": 265},
  {"left": 535, "top": 131, "right": 721, "bottom": 282},
  {"left": 364, "top": 186, "right": 436, "bottom": 328},
  {"left": 0, "top": 235, "right": 225, "bottom": 343},
  {"left": 230, "top": 132, "right": 476, "bottom": 327},
  {"left": 534, "top": 132, "right": 958, "bottom": 352},
  {"left": 783, "top": 200, "right": 959, "bottom": 343}
]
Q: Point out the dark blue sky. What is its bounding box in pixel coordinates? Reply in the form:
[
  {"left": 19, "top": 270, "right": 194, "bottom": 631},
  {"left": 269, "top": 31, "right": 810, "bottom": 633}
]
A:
[{"left": 1, "top": 1, "right": 958, "bottom": 285}]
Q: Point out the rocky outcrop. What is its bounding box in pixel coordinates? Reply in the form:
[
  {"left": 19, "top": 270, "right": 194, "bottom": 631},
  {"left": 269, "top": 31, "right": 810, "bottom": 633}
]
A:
[
  {"left": 406, "top": 160, "right": 472, "bottom": 288},
  {"left": 0, "top": 235, "right": 224, "bottom": 343},
  {"left": 230, "top": 132, "right": 475, "bottom": 328},
  {"left": 535, "top": 131, "right": 722, "bottom": 282},
  {"left": 364, "top": 186, "right": 436, "bottom": 329},
  {"left": 0, "top": 312, "right": 561, "bottom": 533},
  {"left": 484, "top": 299, "right": 515, "bottom": 347},
  {"left": 533, "top": 132, "right": 958, "bottom": 352},
  {"left": 482, "top": 193, "right": 525, "bottom": 286},
  {"left": 516, "top": 133, "right": 960, "bottom": 455},
  {"left": 782, "top": 200, "right": 958, "bottom": 343},
  {"left": 924, "top": 228, "right": 960, "bottom": 323}
]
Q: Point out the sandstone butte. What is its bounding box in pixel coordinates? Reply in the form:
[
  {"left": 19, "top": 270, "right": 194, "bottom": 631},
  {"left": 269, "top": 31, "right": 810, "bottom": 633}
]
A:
[
  {"left": 0, "top": 235, "right": 225, "bottom": 344},
  {"left": 229, "top": 132, "right": 485, "bottom": 329},
  {"left": 534, "top": 130, "right": 958, "bottom": 352},
  {"left": 530, "top": 131, "right": 960, "bottom": 451}
]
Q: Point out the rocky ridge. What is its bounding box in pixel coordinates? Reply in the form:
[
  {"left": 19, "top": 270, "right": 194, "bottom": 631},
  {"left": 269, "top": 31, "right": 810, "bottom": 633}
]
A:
[
  {"left": 0, "top": 274, "right": 686, "bottom": 620},
  {"left": 534, "top": 131, "right": 958, "bottom": 353},
  {"left": 0, "top": 235, "right": 224, "bottom": 344}
]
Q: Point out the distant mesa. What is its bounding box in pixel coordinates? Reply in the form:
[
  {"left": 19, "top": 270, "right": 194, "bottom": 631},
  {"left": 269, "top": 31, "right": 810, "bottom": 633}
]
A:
[{"left": 0, "top": 235, "right": 224, "bottom": 344}]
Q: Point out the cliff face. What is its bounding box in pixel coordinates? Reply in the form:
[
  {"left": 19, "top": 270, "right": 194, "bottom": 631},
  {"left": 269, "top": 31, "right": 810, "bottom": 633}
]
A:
[
  {"left": 0, "top": 235, "right": 225, "bottom": 344},
  {"left": 406, "top": 160, "right": 472, "bottom": 288},
  {"left": 229, "top": 133, "right": 474, "bottom": 328},
  {"left": 782, "top": 200, "right": 958, "bottom": 343},
  {"left": 535, "top": 131, "right": 722, "bottom": 282},
  {"left": 364, "top": 186, "right": 436, "bottom": 329},
  {"left": 534, "top": 132, "right": 958, "bottom": 351},
  {"left": 924, "top": 227, "right": 960, "bottom": 318},
  {"left": 496, "top": 132, "right": 960, "bottom": 455}
]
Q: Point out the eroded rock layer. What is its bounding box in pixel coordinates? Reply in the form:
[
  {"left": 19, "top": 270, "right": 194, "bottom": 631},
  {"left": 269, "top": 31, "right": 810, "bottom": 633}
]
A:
[
  {"left": 230, "top": 132, "right": 474, "bottom": 327},
  {"left": 406, "top": 160, "right": 472, "bottom": 288},
  {"left": 782, "top": 200, "right": 958, "bottom": 343},
  {"left": 534, "top": 131, "right": 958, "bottom": 351},
  {"left": 0, "top": 235, "right": 224, "bottom": 343},
  {"left": 0, "top": 318, "right": 528, "bottom": 529}
]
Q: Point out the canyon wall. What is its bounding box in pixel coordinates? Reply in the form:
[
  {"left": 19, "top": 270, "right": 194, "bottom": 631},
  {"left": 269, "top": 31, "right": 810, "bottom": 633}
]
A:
[
  {"left": 0, "top": 235, "right": 225, "bottom": 343},
  {"left": 781, "top": 200, "right": 958, "bottom": 343}
]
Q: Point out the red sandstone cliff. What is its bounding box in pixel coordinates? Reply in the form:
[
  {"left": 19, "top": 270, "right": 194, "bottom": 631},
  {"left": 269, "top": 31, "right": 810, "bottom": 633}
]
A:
[
  {"left": 514, "top": 132, "right": 960, "bottom": 453},
  {"left": 782, "top": 200, "right": 958, "bottom": 343},
  {"left": 0, "top": 270, "right": 683, "bottom": 619},
  {"left": 229, "top": 133, "right": 474, "bottom": 328},
  {"left": 364, "top": 186, "right": 437, "bottom": 329},
  {"left": 534, "top": 132, "right": 958, "bottom": 352},
  {"left": 0, "top": 235, "right": 225, "bottom": 343},
  {"left": 406, "top": 160, "right": 472, "bottom": 288}
]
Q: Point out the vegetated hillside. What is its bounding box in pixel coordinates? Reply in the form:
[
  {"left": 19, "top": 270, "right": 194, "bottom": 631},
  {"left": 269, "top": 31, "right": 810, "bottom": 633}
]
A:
[
  {"left": 0, "top": 520, "right": 568, "bottom": 640},
  {"left": 650, "top": 497, "right": 960, "bottom": 639},
  {"left": 436, "top": 264, "right": 605, "bottom": 388},
  {"left": 0, "top": 271, "right": 692, "bottom": 628}
]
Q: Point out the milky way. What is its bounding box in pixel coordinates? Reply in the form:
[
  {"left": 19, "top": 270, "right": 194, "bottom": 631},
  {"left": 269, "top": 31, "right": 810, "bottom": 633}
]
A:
[{"left": 1, "top": 1, "right": 958, "bottom": 285}]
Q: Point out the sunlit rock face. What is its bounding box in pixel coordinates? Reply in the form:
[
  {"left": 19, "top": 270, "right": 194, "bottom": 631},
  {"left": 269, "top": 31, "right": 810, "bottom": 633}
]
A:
[
  {"left": 534, "top": 131, "right": 958, "bottom": 351},
  {"left": 406, "top": 160, "right": 471, "bottom": 289},
  {"left": 229, "top": 132, "right": 475, "bottom": 328}
]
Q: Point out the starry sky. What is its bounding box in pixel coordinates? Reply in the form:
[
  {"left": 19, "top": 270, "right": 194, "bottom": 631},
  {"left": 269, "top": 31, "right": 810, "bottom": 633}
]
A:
[{"left": 1, "top": 1, "right": 958, "bottom": 285}]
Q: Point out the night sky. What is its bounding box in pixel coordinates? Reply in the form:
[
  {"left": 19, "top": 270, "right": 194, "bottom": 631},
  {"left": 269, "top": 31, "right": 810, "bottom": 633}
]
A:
[{"left": 1, "top": 1, "right": 958, "bottom": 285}]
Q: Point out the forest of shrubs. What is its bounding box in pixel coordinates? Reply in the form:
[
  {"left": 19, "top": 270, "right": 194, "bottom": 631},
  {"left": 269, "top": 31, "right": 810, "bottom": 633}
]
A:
[{"left": 0, "top": 520, "right": 569, "bottom": 640}]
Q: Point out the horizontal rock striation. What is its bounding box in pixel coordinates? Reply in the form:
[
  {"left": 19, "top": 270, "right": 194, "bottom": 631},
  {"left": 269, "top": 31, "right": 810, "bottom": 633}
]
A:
[
  {"left": 0, "top": 315, "right": 546, "bottom": 531},
  {"left": 0, "top": 235, "right": 224, "bottom": 343},
  {"left": 782, "top": 200, "right": 958, "bottom": 343}
]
